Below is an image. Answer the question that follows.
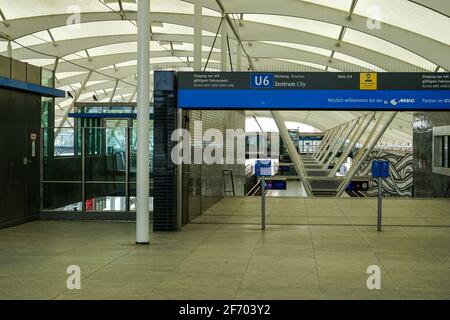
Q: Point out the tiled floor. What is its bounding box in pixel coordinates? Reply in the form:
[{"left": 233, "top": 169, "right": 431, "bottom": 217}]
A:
[
  {"left": 193, "top": 197, "right": 450, "bottom": 227},
  {"left": 0, "top": 212, "right": 449, "bottom": 299}
]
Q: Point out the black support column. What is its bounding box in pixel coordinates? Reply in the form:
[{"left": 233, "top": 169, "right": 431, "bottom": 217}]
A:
[{"left": 153, "top": 71, "right": 178, "bottom": 231}]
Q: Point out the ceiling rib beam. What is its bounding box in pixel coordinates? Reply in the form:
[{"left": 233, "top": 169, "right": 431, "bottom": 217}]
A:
[
  {"left": 4, "top": 18, "right": 431, "bottom": 72},
  {"left": 1, "top": 11, "right": 446, "bottom": 69}
]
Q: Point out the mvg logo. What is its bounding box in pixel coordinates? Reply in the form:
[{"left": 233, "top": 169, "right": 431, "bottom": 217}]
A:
[
  {"left": 250, "top": 73, "right": 274, "bottom": 89},
  {"left": 390, "top": 98, "right": 416, "bottom": 106}
]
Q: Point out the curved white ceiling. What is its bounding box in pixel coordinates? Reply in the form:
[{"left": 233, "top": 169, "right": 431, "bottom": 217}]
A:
[{"left": 0, "top": 0, "right": 449, "bottom": 143}]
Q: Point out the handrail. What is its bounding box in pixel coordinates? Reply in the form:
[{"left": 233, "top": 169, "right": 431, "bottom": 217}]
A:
[{"left": 246, "top": 177, "right": 262, "bottom": 196}]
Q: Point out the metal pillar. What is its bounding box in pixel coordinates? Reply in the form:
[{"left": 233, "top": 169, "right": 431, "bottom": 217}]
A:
[
  {"left": 335, "top": 112, "right": 398, "bottom": 197},
  {"left": 314, "top": 128, "right": 333, "bottom": 157},
  {"left": 325, "top": 124, "right": 349, "bottom": 162},
  {"left": 109, "top": 79, "right": 119, "bottom": 102},
  {"left": 81, "top": 129, "right": 86, "bottom": 211},
  {"left": 377, "top": 177, "right": 382, "bottom": 231},
  {"left": 261, "top": 177, "right": 266, "bottom": 230},
  {"left": 220, "top": 14, "right": 228, "bottom": 71},
  {"left": 313, "top": 130, "right": 328, "bottom": 157},
  {"left": 56, "top": 70, "right": 92, "bottom": 136},
  {"left": 194, "top": 0, "right": 202, "bottom": 71},
  {"left": 330, "top": 113, "right": 375, "bottom": 176},
  {"left": 316, "top": 125, "right": 340, "bottom": 160},
  {"left": 125, "top": 125, "right": 131, "bottom": 212},
  {"left": 319, "top": 124, "right": 347, "bottom": 163},
  {"left": 128, "top": 87, "right": 137, "bottom": 102},
  {"left": 6, "top": 41, "right": 12, "bottom": 58},
  {"left": 349, "top": 113, "right": 385, "bottom": 176},
  {"left": 53, "top": 57, "right": 59, "bottom": 73},
  {"left": 136, "top": 0, "right": 150, "bottom": 244},
  {"left": 324, "top": 118, "right": 359, "bottom": 169},
  {"left": 176, "top": 109, "right": 183, "bottom": 231},
  {"left": 236, "top": 42, "right": 242, "bottom": 71},
  {"left": 271, "top": 111, "right": 313, "bottom": 196},
  {"left": 314, "top": 130, "right": 331, "bottom": 158}
]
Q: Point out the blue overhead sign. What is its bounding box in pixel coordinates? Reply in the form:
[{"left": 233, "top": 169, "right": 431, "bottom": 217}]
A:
[{"left": 177, "top": 72, "right": 450, "bottom": 111}]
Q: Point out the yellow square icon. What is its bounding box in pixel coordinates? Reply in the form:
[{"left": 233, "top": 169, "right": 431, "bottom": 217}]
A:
[{"left": 360, "top": 73, "right": 377, "bottom": 90}]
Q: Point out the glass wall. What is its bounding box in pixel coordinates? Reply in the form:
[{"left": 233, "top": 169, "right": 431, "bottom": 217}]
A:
[
  {"left": 41, "top": 68, "right": 54, "bottom": 88},
  {"left": 299, "top": 136, "right": 322, "bottom": 154},
  {"left": 41, "top": 97, "right": 54, "bottom": 157},
  {"left": 42, "top": 124, "right": 153, "bottom": 213}
]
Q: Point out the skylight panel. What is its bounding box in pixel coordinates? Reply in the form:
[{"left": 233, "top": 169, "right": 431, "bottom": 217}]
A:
[
  {"left": 50, "top": 21, "right": 137, "bottom": 41},
  {"left": 333, "top": 52, "right": 385, "bottom": 71},
  {"left": 261, "top": 41, "right": 332, "bottom": 56},
  {"left": 344, "top": 28, "right": 438, "bottom": 71},
  {"left": 300, "top": 0, "right": 353, "bottom": 12},
  {"left": 15, "top": 35, "right": 47, "bottom": 47},
  {"left": 20, "top": 58, "right": 55, "bottom": 67},
  {"left": 56, "top": 71, "right": 87, "bottom": 80},
  {"left": 275, "top": 58, "right": 326, "bottom": 70},
  {"left": 243, "top": 14, "right": 342, "bottom": 39},
  {"left": 152, "top": 23, "right": 194, "bottom": 35},
  {"left": 355, "top": 0, "right": 450, "bottom": 45},
  {"left": 0, "top": 0, "right": 107, "bottom": 19}
]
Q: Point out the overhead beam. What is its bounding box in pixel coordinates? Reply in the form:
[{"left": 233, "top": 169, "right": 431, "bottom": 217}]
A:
[
  {"left": 1, "top": 11, "right": 446, "bottom": 68},
  {"left": 8, "top": 33, "right": 417, "bottom": 73},
  {"left": 407, "top": 0, "right": 450, "bottom": 17}
]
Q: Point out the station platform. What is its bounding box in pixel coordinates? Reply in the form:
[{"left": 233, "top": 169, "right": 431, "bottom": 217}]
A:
[
  {"left": 192, "top": 197, "right": 450, "bottom": 227},
  {"left": 0, "top": 219, "right": 449, "bottom": 300}
]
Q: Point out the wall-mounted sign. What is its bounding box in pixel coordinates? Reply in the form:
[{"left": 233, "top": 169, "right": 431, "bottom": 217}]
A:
[
  {"left": 31, "top": 141, "right": 36, "bottom": 158},
  {"left": 265, "top": 179, "right": 287, "bottom": 190},
  {"left": 346, "top": 180, "right": 369, "bottom": 191},
  {"left": 360, "top": 72, "right": 377, "bottom": 90},
  {"left": 178, "top": 72, "right": 450, "bottom": 111}
]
